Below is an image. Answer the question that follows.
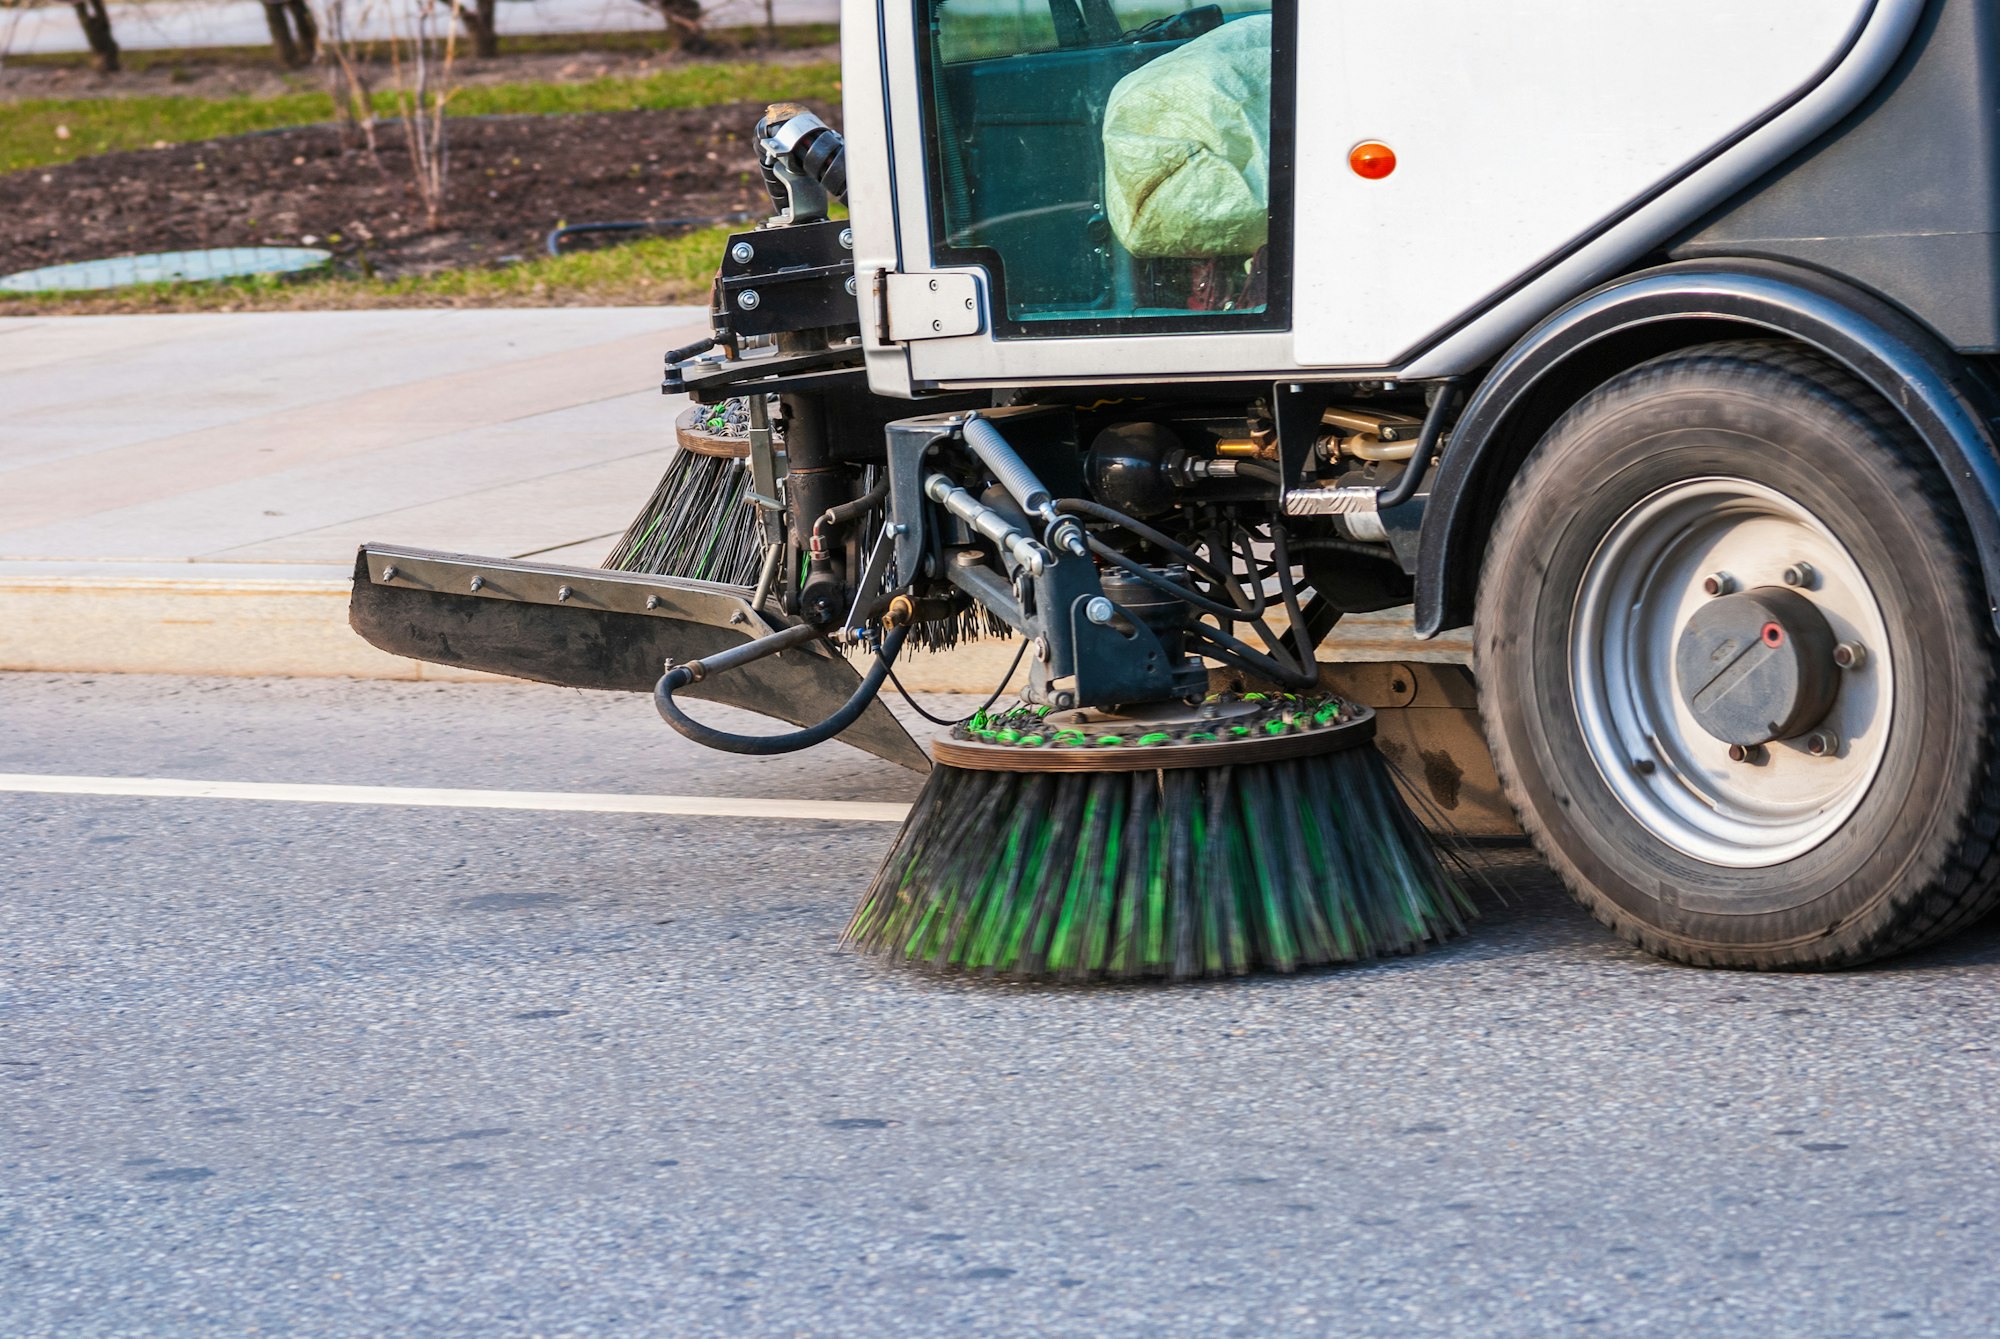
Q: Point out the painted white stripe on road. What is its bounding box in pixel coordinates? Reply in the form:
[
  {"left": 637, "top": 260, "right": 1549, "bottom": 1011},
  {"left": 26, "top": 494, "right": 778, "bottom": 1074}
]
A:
[{"left": 0, "top": 774, "right": 911, "bottom": 824}]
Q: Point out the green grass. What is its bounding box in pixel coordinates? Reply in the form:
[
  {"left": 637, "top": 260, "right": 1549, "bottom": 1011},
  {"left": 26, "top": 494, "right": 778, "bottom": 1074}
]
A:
[
  {"left": 0, "top": 224, "right": 735, "bottom": 314},
  {"left": 0, "top": 59, "right": 841, "bottom": 173}
]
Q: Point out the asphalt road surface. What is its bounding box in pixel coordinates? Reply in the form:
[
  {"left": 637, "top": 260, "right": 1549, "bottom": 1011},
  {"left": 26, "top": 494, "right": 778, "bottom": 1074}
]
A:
[{"left": 5, "top": 673, "right": 2000, "bottom": 1338}]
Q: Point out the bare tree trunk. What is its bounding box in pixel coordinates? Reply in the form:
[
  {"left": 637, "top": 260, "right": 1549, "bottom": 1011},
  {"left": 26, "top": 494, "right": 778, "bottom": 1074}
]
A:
[
  {"left": 263, "top": 0, "right": 299, "bottom": 66},
  {"left": 459, "top": 0, "right": 497, "bottom": 59},
  {"left": 288, "top": 0, "right": 318, "bottom": 59},
  {"left": 70, "top": 0, "right": 118, "bottom": 73},
  {"left": 262, "top": 0, "right": 318, "bottom": 66},
  {"left": 643, "top": 0, "right": 702, "bottom": 51},
  {"left": 763, "top": 0, "right": 776, "bottom": 47}
]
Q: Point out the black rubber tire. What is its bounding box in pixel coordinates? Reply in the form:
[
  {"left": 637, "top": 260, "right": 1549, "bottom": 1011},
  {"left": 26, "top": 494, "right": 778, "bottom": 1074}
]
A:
[{"left": 1475, "top": 340, "right": 2000, "bottom": 969}]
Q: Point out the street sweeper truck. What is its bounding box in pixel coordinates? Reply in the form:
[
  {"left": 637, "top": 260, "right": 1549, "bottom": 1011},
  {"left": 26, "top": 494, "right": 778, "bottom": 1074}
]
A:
[{"left": 353, "top": 0, "right": 2000, "bottom": 977}]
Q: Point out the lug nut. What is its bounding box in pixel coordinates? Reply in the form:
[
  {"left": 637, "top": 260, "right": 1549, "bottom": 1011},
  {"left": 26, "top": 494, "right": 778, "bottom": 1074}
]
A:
[
  {"left": 1727, "top": 743, "right": 1767, "bottom": 764},
  {"left": 1783, "top": 561, "right": 1817, "bottom": 589},
  {"left": 1805, "top": 729, "right": 1840, "bottom": 757},
  {"left": 1833, "top": 641, "right": 1867, "bottom": 669},
  {"left": 1702, "top": 572, "right": 1737, "bottom": 597}
]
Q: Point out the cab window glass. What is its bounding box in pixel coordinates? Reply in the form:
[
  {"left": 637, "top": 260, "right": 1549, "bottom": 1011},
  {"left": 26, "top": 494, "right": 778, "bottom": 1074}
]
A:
[{"left": 922, "top": 2, "right": 1280, "bottom": 331}]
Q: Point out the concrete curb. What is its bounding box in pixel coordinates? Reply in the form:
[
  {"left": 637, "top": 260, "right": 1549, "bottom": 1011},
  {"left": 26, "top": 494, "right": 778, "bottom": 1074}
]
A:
[{"left": 0, "top": 563, "right": 1471, "bottom": 689}]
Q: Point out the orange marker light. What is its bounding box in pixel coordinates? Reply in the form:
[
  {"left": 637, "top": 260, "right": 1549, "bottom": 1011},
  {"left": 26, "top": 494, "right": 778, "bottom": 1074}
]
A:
[{"left": 1349, "top": 141, "right": 1397, "bottom": 180}]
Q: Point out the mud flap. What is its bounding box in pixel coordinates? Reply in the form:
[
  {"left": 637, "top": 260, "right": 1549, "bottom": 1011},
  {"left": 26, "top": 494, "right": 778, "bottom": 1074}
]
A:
[
  {"left": 348, "top": 544, "right": 928, "bottom": 772},
  {"left": 1317, "top": 662, "right": 1521, "bottom": 840}
]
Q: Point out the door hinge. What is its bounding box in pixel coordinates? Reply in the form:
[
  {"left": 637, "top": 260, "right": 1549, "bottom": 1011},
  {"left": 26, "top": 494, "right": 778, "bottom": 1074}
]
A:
[{"left": 877, "top": 270, "right": 986, "bottom": 343}]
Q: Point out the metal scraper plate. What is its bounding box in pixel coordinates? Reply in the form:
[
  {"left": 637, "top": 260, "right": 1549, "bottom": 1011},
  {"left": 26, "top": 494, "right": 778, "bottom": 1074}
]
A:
[{"left": 348, "top": 544, "right": 927, "bottom": 772}]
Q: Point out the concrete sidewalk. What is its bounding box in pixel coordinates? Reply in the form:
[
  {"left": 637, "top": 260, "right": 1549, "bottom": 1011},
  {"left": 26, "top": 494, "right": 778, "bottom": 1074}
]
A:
[
  {"left": 2, "top": 307, "right": 706, "bottom": 680},
  {"left": 0, "top": 308, "right": 1465, "bottom": 687}
]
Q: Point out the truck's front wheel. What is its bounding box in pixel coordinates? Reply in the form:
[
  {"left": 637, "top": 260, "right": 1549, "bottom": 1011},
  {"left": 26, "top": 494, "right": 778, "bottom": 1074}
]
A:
[{"left": 1476, "top": 341, "right": 2000, "bottom": 968}]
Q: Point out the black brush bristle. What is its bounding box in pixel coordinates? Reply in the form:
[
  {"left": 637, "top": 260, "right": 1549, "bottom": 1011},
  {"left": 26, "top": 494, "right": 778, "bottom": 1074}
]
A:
[
  {"left": 846, "top": 747, "right": 1472, "bottom": 981},
  {"left": 606, "top": 449, "right": 762, "bottom": 585}
]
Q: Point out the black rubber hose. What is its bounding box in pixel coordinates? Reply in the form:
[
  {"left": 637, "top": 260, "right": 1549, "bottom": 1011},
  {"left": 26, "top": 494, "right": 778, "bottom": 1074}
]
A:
[
  {"left": 1055, "top": 497, "right": 1235, "bottom": 592},
  {"left": 654, "top": 624, "right": 911, "bottom": 756},
  {"left": 1375, "top": 377, "right": 1465, "bottom": 510},
  {"left": 1268, "top": 524, "right": 1319, "bottom": 680},
  {"left": 544, "top": 214, "right": 753, "bottom": 258},
  {"left": 1085, "top": 534, "right": 1247, "bottom": 622},
  {"left": 819, "top": 474, "right": 891, "bottom": 531}
]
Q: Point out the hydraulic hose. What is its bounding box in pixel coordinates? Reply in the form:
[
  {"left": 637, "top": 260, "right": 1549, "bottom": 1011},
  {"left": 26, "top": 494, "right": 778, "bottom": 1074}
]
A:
[
  {"left": 654, "top": 622, "right": 911, "bottom": 756},
  {"left": 810, "top": 474, "right": 890, "bottom": 560},
  {"left": 1375, "top": 378, "right": 1465, "bottom": 510}
]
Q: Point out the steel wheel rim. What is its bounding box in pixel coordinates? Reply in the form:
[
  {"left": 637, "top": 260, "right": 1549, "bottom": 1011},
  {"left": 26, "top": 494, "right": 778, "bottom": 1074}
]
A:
[{"left": 1570, "top": 477, "right": 1894, "bottom": 868}]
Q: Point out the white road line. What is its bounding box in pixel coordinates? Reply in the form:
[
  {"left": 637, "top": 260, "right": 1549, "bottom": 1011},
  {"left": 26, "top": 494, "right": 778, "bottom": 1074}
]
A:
[{"left": 0, "top": 774, "right": 911, "bottom": 824}]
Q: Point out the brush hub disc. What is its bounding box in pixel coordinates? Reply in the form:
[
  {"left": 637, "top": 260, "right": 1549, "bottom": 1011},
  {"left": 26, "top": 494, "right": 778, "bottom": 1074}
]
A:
[
  {"left": 675, "top": 403, "right": 759, "bottom": 458},
  {"left": 931, "top": 693, "right": 1375, "bottom": 773}
]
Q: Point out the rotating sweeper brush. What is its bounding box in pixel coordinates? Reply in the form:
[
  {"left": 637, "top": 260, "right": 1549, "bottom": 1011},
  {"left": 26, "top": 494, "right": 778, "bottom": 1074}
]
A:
[{"left": 848, "top": 693, "right": 1469, "bottom": 981}]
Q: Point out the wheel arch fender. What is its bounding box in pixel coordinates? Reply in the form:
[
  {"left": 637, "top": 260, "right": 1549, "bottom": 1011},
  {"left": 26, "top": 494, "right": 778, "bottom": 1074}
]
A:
[{"left": 1414, "top": 258, "right": 2000, "bottom": 638}]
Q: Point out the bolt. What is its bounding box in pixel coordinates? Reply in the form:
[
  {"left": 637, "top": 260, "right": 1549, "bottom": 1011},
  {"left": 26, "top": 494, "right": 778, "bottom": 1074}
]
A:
[
  {"left": 844, "top": 275, "right": 857, "bottom": 297},
  {"left": 381, "top": 565, "right": 398, "bottom": 581},
  {"left": 1052, "top": 691, "right": 1076, "bottom": 710},
  {"left": 468, "top": 575, "right": 484, "bottom": 592},
  {"left": 556, "top": 584, "right": 573, "bottom": 603},
  {"left": 729, "top": 611, "right": 747, "bottom": 625},
  {"left": 1033, "top": 635, "right": 1051, "bottom": 662},
  {"left": 645, "top": 594, "right": 661, "bottom": 611},
  {"left": 1702, "top": 571, "right": 1737, "bottom": 597},
  {"left": 737, "top": 289, "right": 761, "bottom": 311},
  {"left": 730, "top": 241, "right": 755, "bottom": 264},
  {"left": 1833, "top": 641, "right": 1867, "bottom": 669},
  {"left": 1783, "top": 561, "right": 1817, "bottom": 589},
  {"left": 838, "top": 228, "right": 854, "bottom": 250},
  {"left": 1806, "top": 729, "right": 1840, "bottom": 757},
  {"left": 953, "top": 549, "right": 983, "bottom": 567},
  {"left": 1085, "top": 596, "right": 1116, "bottom": 625},
  {"left": 1633, "top": 758, "right": 1657, "bottom": 775},
  {"left": 1727, "top": 742, "right": 1767, "bottom": 764}
]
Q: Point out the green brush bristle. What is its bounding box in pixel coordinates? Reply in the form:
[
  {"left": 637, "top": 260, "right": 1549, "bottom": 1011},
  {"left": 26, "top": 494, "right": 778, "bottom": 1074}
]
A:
[
  {"left": 605, "top": 448, "right": 762, "bottom": 586},
  {"left": 845, "top": 748, "right": 1472, "bottom": 981}
]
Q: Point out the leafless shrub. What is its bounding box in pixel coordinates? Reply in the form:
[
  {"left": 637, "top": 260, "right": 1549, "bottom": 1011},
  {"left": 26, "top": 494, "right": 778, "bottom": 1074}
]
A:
[
  {"left": 316, "top": 0, "right": 378, "bottom": 153},
  {"left": 385, "top": 0, "right": 461, "bottom": 230},
  {"left": 313, "top": 0, "right": 460, "bottom": 229}
]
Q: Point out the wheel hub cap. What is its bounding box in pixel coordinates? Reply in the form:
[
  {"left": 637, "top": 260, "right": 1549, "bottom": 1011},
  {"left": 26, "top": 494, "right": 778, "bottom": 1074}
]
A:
[{"left": 1676, "top": 586, "right": 1838, "bottom": 745}]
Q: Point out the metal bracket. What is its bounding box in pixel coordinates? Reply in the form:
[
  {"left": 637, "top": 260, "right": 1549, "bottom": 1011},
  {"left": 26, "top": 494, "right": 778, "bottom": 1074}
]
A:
[{"left": 883, "top": 271, "right": 985, "bottom": 342}]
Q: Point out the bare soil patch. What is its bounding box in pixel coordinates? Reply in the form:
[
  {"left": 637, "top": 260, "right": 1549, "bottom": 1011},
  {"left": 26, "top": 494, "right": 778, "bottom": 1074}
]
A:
[{"left": 0, "top": 99, "right": 829, "bottom": 277}]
